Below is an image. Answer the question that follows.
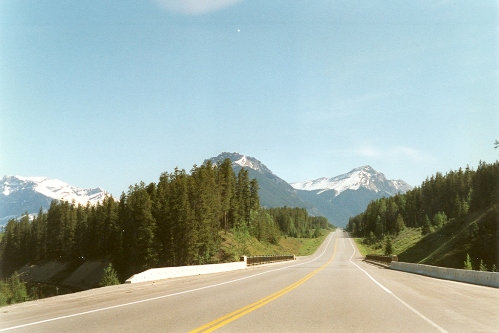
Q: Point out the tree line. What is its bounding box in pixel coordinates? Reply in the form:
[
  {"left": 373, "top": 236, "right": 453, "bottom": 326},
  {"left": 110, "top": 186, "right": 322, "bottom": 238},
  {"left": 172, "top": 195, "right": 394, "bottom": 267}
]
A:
[{"left": 1, "top": 159, "right": 331, "bottom": 280}]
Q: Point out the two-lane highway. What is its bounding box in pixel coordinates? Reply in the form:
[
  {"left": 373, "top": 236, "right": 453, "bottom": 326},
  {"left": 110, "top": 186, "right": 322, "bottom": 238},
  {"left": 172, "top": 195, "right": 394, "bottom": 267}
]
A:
[{"left": 1, "top": 230, "right": 498, "bottom": 332}]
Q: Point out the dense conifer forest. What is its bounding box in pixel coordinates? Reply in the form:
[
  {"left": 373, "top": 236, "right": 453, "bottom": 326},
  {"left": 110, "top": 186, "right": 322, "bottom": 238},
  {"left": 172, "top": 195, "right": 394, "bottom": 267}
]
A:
[
  {"left": 347, "top": 161, "right": 498, "bottom": 269},
  {"left": 1, "top": 159, "right": 330, "bottom": 281}
]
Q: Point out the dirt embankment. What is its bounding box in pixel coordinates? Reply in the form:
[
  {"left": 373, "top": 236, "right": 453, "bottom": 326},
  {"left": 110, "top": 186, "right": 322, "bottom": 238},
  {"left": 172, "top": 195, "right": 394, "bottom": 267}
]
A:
[{"left": 18, "top": 259, "right": 110, "bottom": 290}]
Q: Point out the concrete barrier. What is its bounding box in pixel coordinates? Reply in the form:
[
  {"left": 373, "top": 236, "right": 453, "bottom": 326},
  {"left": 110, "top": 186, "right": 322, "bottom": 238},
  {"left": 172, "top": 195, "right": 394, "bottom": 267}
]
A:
[
  {"left": 390, "top": 262, "right": 499, "bottom": 288},
  {"left": 125, "top": 261, "right": 247, "bottom": 284}
]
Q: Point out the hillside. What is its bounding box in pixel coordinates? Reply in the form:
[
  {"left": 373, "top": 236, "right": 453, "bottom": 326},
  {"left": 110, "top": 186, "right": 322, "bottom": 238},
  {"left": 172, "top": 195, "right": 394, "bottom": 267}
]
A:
[
  {"left": 349, "top": 161, "right": 498, "bottom": 270},
  {"left": 398, "top": 206, "right": 497, "bottom": 269},
  {"left": 354, "top": 205, "right": 497, "bottom": 270}
]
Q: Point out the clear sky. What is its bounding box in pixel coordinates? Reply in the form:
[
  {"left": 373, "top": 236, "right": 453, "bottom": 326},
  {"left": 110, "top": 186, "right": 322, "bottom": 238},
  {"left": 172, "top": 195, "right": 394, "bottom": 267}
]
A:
[{"left": 1, "top": 0, "right": 498, "bottom": 197}]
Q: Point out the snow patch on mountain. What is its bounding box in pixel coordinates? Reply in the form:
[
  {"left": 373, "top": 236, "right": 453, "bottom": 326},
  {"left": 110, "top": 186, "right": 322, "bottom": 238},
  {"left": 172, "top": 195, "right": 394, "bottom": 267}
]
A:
[
  {"left": 208, "top": 152, "right": 274, "bottom": 175},
  {"left": 291, "top": 166, "right": 412, "bottom": 197},
  {"left": 1, "top": 175, "right": 108, "bottom": 207}
]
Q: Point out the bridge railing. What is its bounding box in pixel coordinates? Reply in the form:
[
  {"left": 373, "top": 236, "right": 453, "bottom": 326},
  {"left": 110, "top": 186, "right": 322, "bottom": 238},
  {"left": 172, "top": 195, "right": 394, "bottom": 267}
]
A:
[
  {"left": 241, "top": 255, "right": 296, "bottom": 266},
  {"left": 364, "top": 254, "right": 398, "bottom": 265}
]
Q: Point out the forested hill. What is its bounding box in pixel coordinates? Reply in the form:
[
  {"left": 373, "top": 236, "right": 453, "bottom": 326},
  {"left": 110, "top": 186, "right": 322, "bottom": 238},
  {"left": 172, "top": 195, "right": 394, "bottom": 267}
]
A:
[
  {"left": 0, "top": 159, "right": 331, "bottom": 281},
  {"left": 347, "top": 161, "right": 498, "bottom": 269}
]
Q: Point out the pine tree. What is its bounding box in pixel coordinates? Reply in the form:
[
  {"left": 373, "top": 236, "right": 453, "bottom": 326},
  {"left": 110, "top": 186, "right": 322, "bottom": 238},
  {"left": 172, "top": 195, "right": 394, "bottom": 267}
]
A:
[
  {"left": 126, "top": 183, "right": 158, "bottom": 272},
  {"left": 422, "top": 215, "right": 432, "bottom": 235},
  {"left": 100, "top": 263, "right": 120, "bottom": 286},
  {"left": 395, "top": 213, "right": 405, "bottom": 234},
  {"left": 463, "top": 253, "right": 472, "bottom": 270},
  {"left": 479, "top": 259, "right": 487, "bottom": 271},
  {"left": 249, "top": 179, "right": 260, "bottom": 211},
  {"left": 46, "top": 200, "right": 63, "bottom": 259},
  {"left": 236, "top": 168, "right": 251, "bottom": 227},
  {"left": 384, "top": 236, "right": 393, "bottom": 255},
  {"left": 217, "top": 159, "right": 236, "bottom": 231}
]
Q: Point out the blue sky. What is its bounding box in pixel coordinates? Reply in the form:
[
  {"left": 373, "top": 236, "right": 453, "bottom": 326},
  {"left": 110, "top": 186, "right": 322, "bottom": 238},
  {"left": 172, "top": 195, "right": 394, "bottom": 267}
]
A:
[{"left": 1, "top": 0, "right": 498, "bottom": 197}]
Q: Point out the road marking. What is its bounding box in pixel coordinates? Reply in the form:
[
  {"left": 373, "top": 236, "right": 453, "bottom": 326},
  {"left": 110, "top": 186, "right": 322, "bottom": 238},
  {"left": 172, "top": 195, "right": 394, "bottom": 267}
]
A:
[
  {"left": 0, "top": 233, "right": 336, "bottom": 332},
  {"left": 190, "top": 234, "right": 338, "bottom": 333},
  {"left": 347, "top": 237, "right": 448, "bottom": 333}
]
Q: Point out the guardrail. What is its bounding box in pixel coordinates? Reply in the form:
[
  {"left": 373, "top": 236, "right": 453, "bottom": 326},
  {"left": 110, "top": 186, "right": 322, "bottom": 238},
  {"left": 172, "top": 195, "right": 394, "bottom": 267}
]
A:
[
  {"left": 391, "top": 262, "right": 499, "bottom": 288},
  {"left": 364, "top": 254, "right": 398, "bottom": 265},
  {"left": 242, "top": 255, "right": 296, "bottom": 266}
]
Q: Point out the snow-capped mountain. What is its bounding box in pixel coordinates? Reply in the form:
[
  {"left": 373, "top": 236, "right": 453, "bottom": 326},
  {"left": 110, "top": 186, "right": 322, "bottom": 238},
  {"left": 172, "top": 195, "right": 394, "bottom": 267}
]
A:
[
  {"left": 206, "top": 153, "right": 310, "bottom": 209},
  {"left": 0, "top": 176, "right": 108, "bottom": 226},
  {"left": 291, "top": 166, "right": 412, "bottom": 227},
  {"left": 209, "top": 152, "right": 274, "bottom": 176},
  {"left": 291, "top": 166, "right": 412, "bottom": 197},
  {"left": 204, "top": 154, "right": 412, "bottom": 227}
]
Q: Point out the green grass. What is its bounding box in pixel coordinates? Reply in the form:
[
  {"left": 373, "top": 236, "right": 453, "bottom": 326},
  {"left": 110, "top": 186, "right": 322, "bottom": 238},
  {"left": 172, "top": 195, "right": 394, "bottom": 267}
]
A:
[
  {"left": 354, "top": 226, "right": 447, "bottom": 259},
  {"left": 289, "top": 231, "right": 330, "bottom": 256},
  {"left": 216, "top": 228, "right": 332, "bottom": 262},
  {"left": 352, "top": 238, "right": 375, "bottom": 256}
]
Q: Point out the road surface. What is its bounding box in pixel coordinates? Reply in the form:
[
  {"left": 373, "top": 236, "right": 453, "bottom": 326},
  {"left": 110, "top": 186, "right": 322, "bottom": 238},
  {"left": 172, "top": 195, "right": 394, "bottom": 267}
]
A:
[{"left": 1, "top": 230, "right": 498, "bottom": 332}]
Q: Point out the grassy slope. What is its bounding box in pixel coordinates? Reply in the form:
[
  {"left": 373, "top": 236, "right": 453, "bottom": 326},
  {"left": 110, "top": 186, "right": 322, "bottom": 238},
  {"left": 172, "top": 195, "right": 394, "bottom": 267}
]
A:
[
  {"left": 353, "top": 227, "right": 423, "bottom": 257},
  {"left": 216, "top": 228, "right": 332, "bottom": 262},
  {"left": 353, "top": 206, "right": 496, "bottom": 269}
]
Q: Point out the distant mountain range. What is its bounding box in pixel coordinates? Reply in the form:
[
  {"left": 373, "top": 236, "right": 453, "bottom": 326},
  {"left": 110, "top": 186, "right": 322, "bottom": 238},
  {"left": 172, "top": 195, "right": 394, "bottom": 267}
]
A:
[
  {"left": 291, "top": 165, "right": 412, "bottom": 226},
  {"left": 207, "top": 153, "right": 412, "bottom": 226},
  {"left": 1, "top": 153, "right": 412, "bottom": 228},
  {"left": 206, "top": 152, "right": 310, "bottom": 209},
  {"left": 0, "top": 176, "right": 107, "bottom": 226}
]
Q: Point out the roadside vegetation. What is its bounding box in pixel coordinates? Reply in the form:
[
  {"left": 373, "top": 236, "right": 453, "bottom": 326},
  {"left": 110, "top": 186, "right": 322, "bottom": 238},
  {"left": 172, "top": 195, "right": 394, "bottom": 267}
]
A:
[
  {"left": 0, "top": 159, "right": 334, "bottom": 307},
  {"left": 1, "top": 159, "right": 332, "bottom": 283},
  {"left": 0, "top": 272, "right": 28, "bottom": 306},
  {"left": 348, "top": 161, "right": 498, "bottom": 271},
  {"left": 218, "top": 227, "right": 332, "bottom": 261}
]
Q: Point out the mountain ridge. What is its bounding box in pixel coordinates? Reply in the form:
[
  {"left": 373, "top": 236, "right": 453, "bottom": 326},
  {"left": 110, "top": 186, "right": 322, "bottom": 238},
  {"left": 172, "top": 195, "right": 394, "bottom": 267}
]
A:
[
  {"left": 206, "top": 152, "right": 310, "bottom": 209},
  {"left": 291, "top": 165, "right": 412, "bottom": 196},
  {"left": 1, "top": 153, "right": 412, "bottom": 228},
  {"left": 206, "top": 153, "right": 412, "bottom": 226},
  {"left": 0, "top": 176, "right": 108, "bottom": 225}
]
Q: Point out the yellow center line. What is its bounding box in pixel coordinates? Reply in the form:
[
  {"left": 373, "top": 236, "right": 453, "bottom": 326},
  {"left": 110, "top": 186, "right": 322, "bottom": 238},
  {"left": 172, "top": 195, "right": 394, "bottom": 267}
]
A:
[{"left": 190, "top": 235, "right": 338, "bottom": 333}]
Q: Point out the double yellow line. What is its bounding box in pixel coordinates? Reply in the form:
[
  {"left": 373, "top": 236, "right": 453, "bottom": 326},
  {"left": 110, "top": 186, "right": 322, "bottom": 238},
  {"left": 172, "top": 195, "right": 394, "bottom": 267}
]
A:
[{"left": 190, "top": 234, "right": 338, "bottom": 333}]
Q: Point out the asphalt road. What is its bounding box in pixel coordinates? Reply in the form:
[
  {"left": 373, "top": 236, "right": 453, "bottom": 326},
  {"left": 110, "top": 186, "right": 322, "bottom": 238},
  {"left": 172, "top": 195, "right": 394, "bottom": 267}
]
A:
[{"left": 1, "top": 230, "right": 498, "bottom": 332}]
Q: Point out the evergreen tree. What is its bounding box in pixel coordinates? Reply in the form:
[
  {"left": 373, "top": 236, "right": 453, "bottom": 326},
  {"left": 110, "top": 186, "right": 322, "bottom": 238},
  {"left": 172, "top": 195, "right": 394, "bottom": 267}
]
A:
[
  {"left": 384, "top": 236, "right": 393, "bottom": 255},
  {"left": 249, "top": 179, "right": 260, "bottom": 211},
  {"left": 236, "top": 168, "right": 251, "bottom": 227},
  {"left": 395, "top": 213, "right": 405, "bottom": 233},
  {"left": 479, "top": 259, "right": 487, "bottom": 271},
  {"left": 216, "top": 159, "right": 236, "bottom": 231},
  {"left": 126, "top": 183, "right": 158, "bottom": 272},
  {"left": 463, "top": 253, "right": 473, "bottom": 270},
  {"left": 100, "top": 263, "right": 120, "bottom": 286},
  {"left": 191, "top": 162, "right": 221, "bottom": 264},
  {"left": 46, "top": 200, "right": 63, "bottom": 259},
  {"left": 169, "top": 168, "right": 196, "bottom": 266},
  {"left": 422, "top": 215, "right": 432, "bottom": 235}
]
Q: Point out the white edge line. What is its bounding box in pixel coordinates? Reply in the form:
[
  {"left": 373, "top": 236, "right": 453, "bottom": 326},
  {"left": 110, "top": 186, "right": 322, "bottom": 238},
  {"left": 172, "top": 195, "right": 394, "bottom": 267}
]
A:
[
  {"left": 1, "top": 232, "right": 337, "bottom": 332},
  {"left": 347, "top": 237, "right": 448, "bottom": 333}
]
